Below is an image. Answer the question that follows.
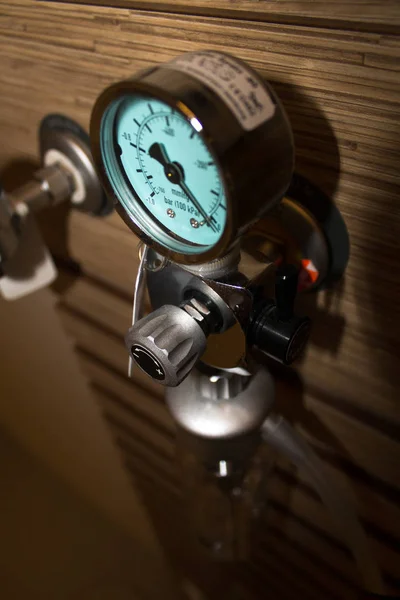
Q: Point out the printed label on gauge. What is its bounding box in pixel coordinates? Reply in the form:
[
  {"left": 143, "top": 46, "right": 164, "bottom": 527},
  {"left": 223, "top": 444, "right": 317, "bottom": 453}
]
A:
[{"left": 164, "top": 50, "right": 276, "bottom": 131}]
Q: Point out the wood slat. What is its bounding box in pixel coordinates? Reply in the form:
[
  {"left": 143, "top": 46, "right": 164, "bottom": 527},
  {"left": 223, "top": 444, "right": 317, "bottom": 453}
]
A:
[
  {"left": 249, "top": 552, "right": 342, "bottom": 600},
  {"left": 45, "top": 0, "right": 400, "bottom": 33},
  {"left": 273, "top": 459, "right": 400, "bottom": 549},
  {"left": 266, "top": 474, "right": 400, "bottom": 582},
  {"left": 252, "top": 529, "right": 357, "bottom": 600},
  {"left": 1, "top": 4, "right": 400, "bottom": 119}
]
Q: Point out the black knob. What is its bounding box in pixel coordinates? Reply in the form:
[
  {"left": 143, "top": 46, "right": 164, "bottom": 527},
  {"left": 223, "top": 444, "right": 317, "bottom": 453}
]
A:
[{"left": 247, "top": 265, "right": 311, "bottom": 365}]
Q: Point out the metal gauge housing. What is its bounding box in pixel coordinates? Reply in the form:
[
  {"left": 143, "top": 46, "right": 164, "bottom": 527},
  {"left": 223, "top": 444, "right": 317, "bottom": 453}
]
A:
[{"left": 90, "top": 50, "right": 294, "bottom": 264}]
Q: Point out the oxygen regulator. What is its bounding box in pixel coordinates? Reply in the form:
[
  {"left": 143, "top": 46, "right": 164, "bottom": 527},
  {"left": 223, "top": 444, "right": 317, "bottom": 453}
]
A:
[
  {"left": 89, "top": 50, "right": 348, "bottom": 385},
  {"left": 2, "top": 51, "right": 383, "bottom": 596}
]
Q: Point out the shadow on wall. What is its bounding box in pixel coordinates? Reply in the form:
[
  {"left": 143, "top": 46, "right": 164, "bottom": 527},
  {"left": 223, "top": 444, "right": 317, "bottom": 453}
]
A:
[
  {"left": 276, "top": 79, "right": 400, "bottom": 404},
  {"left": 275, "top": 83, "right": 349, "bottom": 357}
]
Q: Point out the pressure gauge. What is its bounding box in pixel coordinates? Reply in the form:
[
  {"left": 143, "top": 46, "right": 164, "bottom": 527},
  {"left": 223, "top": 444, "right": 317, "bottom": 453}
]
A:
[{"left": 90, "top": 51, "right": 294, "bottom": 264}]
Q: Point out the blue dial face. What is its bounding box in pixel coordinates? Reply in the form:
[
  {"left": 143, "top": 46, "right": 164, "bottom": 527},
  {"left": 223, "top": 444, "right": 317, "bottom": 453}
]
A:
[{"left": 100, "top": 95, "right": 227, "bottom": 255}]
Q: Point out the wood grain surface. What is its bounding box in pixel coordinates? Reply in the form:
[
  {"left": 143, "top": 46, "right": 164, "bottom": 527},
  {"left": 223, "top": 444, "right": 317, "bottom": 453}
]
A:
[
  {"left": 0, "top": 0, "right": 399, "bottom": 598},
  {"left": 54, "top": 0, "right": 400, "bottom": 33}
]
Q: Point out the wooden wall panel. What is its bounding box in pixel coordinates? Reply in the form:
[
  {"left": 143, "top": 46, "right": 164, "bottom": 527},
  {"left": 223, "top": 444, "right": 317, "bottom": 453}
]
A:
[
  {"left": 1, "top": 0, "right": 399, "bottom": 598},
  {"left": 57, "top": 0, "right": 400, "bottom": 32}
]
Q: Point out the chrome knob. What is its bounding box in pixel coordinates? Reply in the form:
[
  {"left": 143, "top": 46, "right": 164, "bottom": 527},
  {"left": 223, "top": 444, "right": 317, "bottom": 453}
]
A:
[{"left": 125, "top": 303, "right": 209, "bottom": 386}]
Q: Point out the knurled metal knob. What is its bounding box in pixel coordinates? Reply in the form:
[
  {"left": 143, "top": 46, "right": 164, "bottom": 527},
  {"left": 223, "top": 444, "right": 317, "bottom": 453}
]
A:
[{"left": 125, "top": 304, "right": 208, "bottom": 387}]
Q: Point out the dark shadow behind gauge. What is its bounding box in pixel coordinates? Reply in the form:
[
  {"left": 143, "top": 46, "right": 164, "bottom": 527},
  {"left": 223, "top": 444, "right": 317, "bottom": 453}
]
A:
[
  {"left": 287, "top": 172, "right": 350, "bottom": 287},
  {"left": 248, "top": 172, "right": 350, "bottom": 291}
]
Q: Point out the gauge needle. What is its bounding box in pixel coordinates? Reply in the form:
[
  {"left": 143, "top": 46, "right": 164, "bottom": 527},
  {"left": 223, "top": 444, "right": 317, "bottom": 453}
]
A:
[
  {"left": 148, "top": 142, "right": 170, "bottom": 168},
  {"left": 148, "top": 142, "right": 217, "bottom": 232},
  {"left": 178, "top": 180, "right": 217, "bottom": 232}
]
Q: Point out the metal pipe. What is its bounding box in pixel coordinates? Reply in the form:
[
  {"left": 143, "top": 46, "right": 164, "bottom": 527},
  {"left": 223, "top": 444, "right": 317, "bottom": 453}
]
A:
[{"left": 9, "top": 164, "right": 72, "bottom": 214}]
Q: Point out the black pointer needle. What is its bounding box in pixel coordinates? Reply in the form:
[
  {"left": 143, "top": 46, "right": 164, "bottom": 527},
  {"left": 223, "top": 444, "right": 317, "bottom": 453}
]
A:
[
  {"left": 148, "top": 142, "right": 170, "bottom": 168},
  {"left": 148, "top": 142, "right": 217, "bottom": 232},
  {"left": 179, "top": 181, "right": 217, "bottom": 233}
]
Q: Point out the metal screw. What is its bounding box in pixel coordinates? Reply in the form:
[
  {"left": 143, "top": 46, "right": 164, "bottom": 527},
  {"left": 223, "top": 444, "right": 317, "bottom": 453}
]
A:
[
  {"left": 190, "top": 218, "right": 199, "bottom": 228},
  {"left": 229, "top": 292, "right": 244, "bottom": 312},
  {"left": 167, "top": 208, "right": 175, "bottom": 218}
]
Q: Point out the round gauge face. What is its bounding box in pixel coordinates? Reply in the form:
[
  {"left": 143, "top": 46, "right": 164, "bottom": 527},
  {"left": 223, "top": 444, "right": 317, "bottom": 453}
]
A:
[{"left": 100, "top": 95, "right": 227, "bottom": 255}]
